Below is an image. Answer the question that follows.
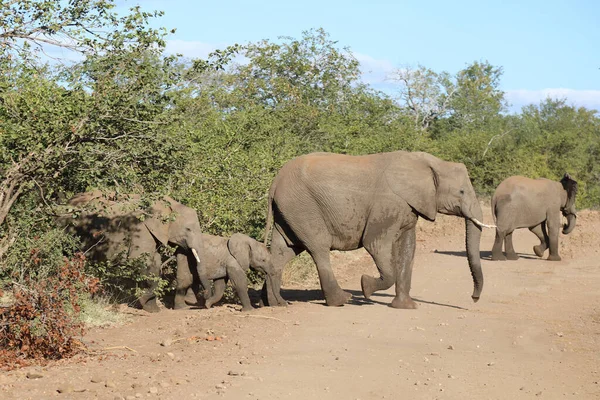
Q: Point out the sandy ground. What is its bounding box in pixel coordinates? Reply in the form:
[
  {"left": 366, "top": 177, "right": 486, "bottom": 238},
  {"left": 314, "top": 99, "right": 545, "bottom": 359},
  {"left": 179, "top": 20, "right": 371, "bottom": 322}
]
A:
[{"left": 1, "top": 205, "right": 599, "bottom": 400}]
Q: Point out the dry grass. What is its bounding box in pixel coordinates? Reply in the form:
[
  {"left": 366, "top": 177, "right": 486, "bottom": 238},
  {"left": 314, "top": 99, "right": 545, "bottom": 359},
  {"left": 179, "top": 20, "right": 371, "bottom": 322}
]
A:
[
  {"left": 79, "top": 296, "right": 130, "bottom": 328},
  {"left": 282, "top": 253, "right": 319, "bottom": 287}
]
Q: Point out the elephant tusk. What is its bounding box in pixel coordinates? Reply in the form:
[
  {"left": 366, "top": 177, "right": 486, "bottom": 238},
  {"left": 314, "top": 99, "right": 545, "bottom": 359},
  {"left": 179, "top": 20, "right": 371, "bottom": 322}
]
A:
[
  {"left": 191, "top": 248, "right": 201, "bottom": 263},
  {"left": 471, "top": 218, "right": 497, "bottom": 229}
]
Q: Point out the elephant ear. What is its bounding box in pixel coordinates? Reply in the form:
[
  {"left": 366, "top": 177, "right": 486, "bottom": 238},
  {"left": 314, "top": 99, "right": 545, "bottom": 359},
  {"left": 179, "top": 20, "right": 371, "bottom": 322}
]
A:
[
  {"left": 383, "top": 155, "right": 439, "bottom": 221},
  {"left": 143, "top": 201, "right": 172, "bottom": 246},
  {"left": 228, "top": 233, "right": 250, "bottom": 270}
]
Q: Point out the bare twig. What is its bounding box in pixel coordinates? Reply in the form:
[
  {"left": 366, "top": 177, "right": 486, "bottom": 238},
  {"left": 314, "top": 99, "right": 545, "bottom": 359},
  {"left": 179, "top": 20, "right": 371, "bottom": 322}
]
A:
[
  {"left": 482, "top": 129, "right": 514, "bottom": 158},
  {"left": 102, "top": 346, "right": 138, "bottom": 353},
  {"left": 233, "top": 314, "right": 286, "bottom": 323}
]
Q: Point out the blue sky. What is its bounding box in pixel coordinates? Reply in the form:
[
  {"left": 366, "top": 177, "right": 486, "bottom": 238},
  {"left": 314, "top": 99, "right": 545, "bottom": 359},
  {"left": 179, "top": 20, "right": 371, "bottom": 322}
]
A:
[{"left": 120, "top": 0, "right": 600, "bottom": 111}]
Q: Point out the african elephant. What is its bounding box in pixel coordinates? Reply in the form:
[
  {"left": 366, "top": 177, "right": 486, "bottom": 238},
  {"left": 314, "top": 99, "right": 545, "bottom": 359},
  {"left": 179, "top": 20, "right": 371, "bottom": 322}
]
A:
[
  {"left": 491, "top": 173, "right": 578, "bottom": 261},
  {"left": 262, "top": 151, "right": 490, "bottom": 309},
  {"left": 176, "top": 233, "right": 277, "bottom": 311},
  {"left": 60, "top": 190, "right": 207, "bottom": 313}
]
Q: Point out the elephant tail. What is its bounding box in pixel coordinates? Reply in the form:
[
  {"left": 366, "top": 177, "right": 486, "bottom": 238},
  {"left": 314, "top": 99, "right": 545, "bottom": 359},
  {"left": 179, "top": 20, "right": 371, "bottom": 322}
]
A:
[
  {"left": 490, "top": 195, "right": 498, "bottom": 224},
  {"left": 263, "top": 182, "right": 276, "bottom": 246}
]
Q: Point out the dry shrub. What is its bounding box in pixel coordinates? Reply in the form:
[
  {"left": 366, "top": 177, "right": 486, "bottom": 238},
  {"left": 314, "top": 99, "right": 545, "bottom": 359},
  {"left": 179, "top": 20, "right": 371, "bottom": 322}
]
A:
[{"left": 0, "top": 253, "right": 100, "bottom": 370}]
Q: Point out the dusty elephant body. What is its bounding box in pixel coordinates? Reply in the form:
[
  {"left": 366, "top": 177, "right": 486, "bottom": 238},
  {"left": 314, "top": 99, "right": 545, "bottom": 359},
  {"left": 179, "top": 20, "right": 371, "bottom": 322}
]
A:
[
  {"left": 60, "top": 191, "right": 206, "bottom": 313},
  {"left": 176, "top": 233, "right": 278, "bottom": 311},
  {"left": 491, "top": 174, "right": 578, "bottom": 261},
  {"left": 262, "top": 151, "right": 487, "bottom": 309}
]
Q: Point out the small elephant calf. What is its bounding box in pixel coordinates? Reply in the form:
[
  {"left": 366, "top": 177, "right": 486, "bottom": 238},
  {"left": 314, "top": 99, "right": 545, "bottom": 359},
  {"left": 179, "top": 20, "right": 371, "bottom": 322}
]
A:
[{"left": 175, "top": 233, "right": 274, "bottom": 312}]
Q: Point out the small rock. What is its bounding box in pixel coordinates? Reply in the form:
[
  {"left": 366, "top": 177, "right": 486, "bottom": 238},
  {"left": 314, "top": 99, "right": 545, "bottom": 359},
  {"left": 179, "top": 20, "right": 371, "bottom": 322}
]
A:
[
  {"left": 520, "top": 386, "right": 526, "bottom": 391},
  {"left": 215, "top": 384, "right": 226, "bottom": 390},
  {"left": 91, "top": 376, "right": 103, "bottom": 383},
  {"left": 159, "top": 381, "right": 170, "bottom": 388},
  {"left": 228, "top": 370, "right": 242, "bottom": 376},
  {"left": 26, "top": 371, "right": 44, "bottom": 379},
  {"left": 126, "top": 396, "right": 136, "bottom": 400},
  {"left": 556, "top": 332, "right": 564, "bottom": 337},
  {"left": 487, "top": 362, "right": 495, "bottom": 366},
  {"left": 160, "top": 339, "right": 172, "bottom": 347},
  {"left": 430, "top": 352, "right": 440, "bottom": 356},
  {"left": 447, "top": 345, "right": 454, "bottom": 350},
  {"left": 57, "top": 385, "right": 74, "bottom": 394},
  {"left": 149, "top": 387, "right": 158, "bottom": 394},
  {"left": 294, "top": 321, "right": 300, "bottom": 325},
  {"left": 535, "top": 391, "right": 543, "bottom": 396},
  {"left": 105, "top": 380, "right": 117, "bottom": 388},
  {"left": 135, "top": 393, "right": 143, "bottom": 398},
  {"left": 114, "top": 396, "right": 125, "bottom": 400},
  {"left": 166, "top": 352, "right": 175, "bottom": 360}
]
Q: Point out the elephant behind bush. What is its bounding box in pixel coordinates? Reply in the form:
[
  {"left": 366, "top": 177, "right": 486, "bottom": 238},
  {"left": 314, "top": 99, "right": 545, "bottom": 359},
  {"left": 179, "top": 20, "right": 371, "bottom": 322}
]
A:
[{"left": 58, "top": 190, "right": 205, "bottom": 312}]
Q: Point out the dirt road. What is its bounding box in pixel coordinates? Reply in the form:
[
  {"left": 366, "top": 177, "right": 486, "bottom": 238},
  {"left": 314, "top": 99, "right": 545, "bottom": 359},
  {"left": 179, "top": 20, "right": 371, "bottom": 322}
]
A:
[{"left": 2, "top": 208, "right": 599, "bottom": 399}]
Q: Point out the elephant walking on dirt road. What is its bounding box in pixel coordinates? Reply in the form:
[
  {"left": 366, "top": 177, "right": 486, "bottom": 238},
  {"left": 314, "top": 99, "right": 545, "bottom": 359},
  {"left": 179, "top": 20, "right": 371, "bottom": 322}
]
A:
[
  {"left": 176, "top": 233, "right": 280, "bottom": 311},
  {"left": 491, "top": 173, "right": 578, "bottom": 261},
  {"left": 262, "top": 151, "right": 492, "bottom": 309},
  {"left": 59, "top": 191, "right": 206, "bottom": 313}
]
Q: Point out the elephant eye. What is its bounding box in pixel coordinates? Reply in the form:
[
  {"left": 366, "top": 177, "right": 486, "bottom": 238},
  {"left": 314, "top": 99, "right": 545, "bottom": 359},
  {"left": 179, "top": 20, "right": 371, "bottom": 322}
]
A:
[{"left": 459, "top": 189, "right": 465, "bottom": 195}]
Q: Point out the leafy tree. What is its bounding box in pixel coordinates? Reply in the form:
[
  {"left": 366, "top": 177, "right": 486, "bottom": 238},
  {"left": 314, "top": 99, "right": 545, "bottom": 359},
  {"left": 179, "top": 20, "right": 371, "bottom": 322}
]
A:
[{"left": 448, "top": 61, "right": 507, "bottom": 128}]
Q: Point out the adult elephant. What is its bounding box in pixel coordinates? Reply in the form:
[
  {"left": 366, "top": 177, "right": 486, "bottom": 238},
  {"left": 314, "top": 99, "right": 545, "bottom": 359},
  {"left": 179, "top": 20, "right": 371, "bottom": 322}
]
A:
[
  {"left": 262, "top": 151, "right": 490, "bottom": 309},
  {"left": 60, "top": 191, "right": 207, "bottom": 313},
  {"left": 491, "top": 173, "right": 578, "bottom": 261}
]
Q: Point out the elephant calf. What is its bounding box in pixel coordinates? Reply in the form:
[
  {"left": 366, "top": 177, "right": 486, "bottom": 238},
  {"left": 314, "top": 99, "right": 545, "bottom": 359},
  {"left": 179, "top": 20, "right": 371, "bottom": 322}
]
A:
[
  {"left": 176, "top": 233, "right": 276, "bottom": 312},
  {"left": 491, "top": 173, "right": 578, "bottom": 261}
]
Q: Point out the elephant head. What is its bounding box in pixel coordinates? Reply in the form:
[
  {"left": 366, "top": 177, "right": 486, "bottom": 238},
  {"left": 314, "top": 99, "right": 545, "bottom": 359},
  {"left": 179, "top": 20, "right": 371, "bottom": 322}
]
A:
[
  {"left": 143, "top": 196, "right": 204, "bottom": 265},
  {"left": 560, "top": 173, "right": 578, "bottom": 235},
  {"left": 228, "top": 233, "right": 280, "bottom": 303},
  {"left": 385, "top": 151, "right": 484, "bottom": 302}
]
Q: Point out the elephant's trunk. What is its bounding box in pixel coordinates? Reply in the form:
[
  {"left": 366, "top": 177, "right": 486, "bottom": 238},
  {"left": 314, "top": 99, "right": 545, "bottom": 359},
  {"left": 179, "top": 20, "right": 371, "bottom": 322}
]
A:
[
  {"left": 562, "top": 213, "right": 576, "bottom": 235},
  {"left": 465, "top": 203, "right": 484, "bottom": 302}
]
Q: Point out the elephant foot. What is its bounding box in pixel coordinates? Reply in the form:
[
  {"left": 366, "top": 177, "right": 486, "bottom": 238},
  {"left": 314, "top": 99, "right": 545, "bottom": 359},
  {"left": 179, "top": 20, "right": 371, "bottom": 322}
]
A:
[
  {"left": 390, "top": 295, "right": 417, "bottom": 309},
  {"left": 324, "top": 288, "right": 352, "bottom": 307},
  {"left": 490, "top": 252, "right": 506, "bottom": 261},
  {"left": 547, "top": 254, "right": 562, "bottom": 261},
  {"left": 141, "top": 299, "right": 160, "bottom": 313},
  {"left": 533, "top": 245, "right": 546, "bottom": 258},
  {"left": 361, "top": 275, "right": 376, "bottom": 300},
  {"left": 240, "top": 305, "right": 254, "bottom": 312},
  {"left": 185, "top": 292, "right": 199, "bottom": 305},
  {"left": 173, "top": 300, "right": 188, "bottom": 310},
  {"left": 506, "top": 252, "right": 519, "bottom": 261}
]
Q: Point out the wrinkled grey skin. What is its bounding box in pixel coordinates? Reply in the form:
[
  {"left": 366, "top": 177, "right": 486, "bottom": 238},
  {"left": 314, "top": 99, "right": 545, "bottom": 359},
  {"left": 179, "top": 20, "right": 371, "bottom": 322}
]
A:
[
  {"left": 60, "top": 191, "right": 206, "bottom": 313},
  {"left": 262, "top": 151, "right": 485, "bottom": 309},
  {"left": 176, "top": 233, "right": 278, "bottom": 312},
  {"left": 491, "top": 173, "right": 578, "bottom": 261}
]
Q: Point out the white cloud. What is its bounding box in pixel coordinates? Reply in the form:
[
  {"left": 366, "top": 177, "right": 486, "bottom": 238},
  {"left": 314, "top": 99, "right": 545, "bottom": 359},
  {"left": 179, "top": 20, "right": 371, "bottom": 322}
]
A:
[
  {"left": 353, "top": 52, "right": 395, "bottom": 86},
  {"left": 165, "top": 39, "right": 219, "bottom": 59},
  {"left": 506, "top": 89, "right": 600, "bottom": 112}
]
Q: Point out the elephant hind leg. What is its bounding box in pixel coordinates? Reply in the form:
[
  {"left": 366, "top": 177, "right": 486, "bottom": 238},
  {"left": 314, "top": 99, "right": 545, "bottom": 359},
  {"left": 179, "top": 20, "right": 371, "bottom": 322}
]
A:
[
  {"left": 309, "top": 248, "right": 351, "bottom": 307},
  {"left": 491, "top": 229, "right": 506, "bottom": 261},
  {"left": 261, "top": 228, "right": 301, "bottom": 307},
  {"left": 504, "top": 231, "right": 519, "bottom": 260},
  {"left": 529, "top": 224, "right": 548, "bottom": 258}
]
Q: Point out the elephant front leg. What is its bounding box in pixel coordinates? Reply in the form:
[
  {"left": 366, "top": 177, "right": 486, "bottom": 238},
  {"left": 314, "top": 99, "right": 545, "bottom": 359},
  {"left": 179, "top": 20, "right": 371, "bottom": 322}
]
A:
[
  {"left": 361, "top": 241, "right": 395, "bottom": 300},
  {"left": 227, "top": 264, "right": 254, "bottom": 312},
  {"left": 261, "top": 229, "right": 297, "bottom": 307},
  {"left": 491, "top": 229, "right": 506, "bottom": 261},
  {"left": 529, "top": 224, "right": 548, "bottom": 258},
  {"left": 390, "top": 228, "right": 418, "bottom": 309},
  {"left": 174, "top": 251, "right": 194, "bottom": 310},
  {"left": 205, "top": 278, "right": 226, "bottom": 309},
  {"left": 546, "top": 214, "right": 562, "bottom": 261},
  {"left": 139, "top": 252, "right": 162, "bottom": 313}
]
